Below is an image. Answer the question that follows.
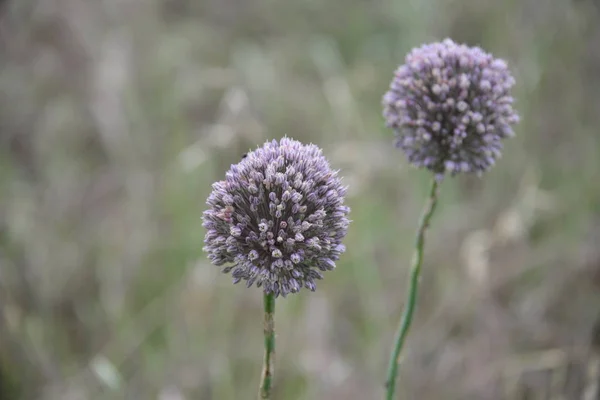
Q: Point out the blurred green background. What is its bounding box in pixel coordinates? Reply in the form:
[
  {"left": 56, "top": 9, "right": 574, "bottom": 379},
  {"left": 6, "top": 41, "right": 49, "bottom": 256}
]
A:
[{"left": 1, "top": 0, "right": 600, "bottom": 399}]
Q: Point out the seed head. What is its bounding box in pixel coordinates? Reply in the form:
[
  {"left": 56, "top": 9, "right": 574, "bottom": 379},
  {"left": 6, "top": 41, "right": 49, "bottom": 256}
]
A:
[
  {"left": 383, "top": 39, "right": 520, "bottom": 176},
  {"left": 202, "top": 138, "right": 351, "bottom": 297}
]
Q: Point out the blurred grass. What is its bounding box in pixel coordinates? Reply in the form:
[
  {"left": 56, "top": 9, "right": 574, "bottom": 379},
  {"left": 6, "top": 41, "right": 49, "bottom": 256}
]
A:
[{"left": 1, "top": 0, "right": 600, "bottom": 398}]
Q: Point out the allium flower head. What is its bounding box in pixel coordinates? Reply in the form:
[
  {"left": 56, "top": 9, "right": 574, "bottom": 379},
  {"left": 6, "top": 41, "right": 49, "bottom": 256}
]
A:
[
  {"left": 202, "top": 137, "right": 350, "bottom": 297},
  {"left": 383, "top": 38, "right": 520, "bottom": 176}
]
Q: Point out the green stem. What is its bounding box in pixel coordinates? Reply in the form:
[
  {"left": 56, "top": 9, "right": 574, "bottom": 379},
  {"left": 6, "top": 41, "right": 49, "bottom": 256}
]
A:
[
  {"left": 259, "top": 292, "right": 276, "bottom": 399},
  {"left": 385, "top": 178, "right": 440, "bottom": 400}
]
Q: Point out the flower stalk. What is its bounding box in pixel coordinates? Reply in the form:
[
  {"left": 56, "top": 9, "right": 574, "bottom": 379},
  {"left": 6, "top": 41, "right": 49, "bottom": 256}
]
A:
[
  {"left": 385, "top": 178, "right": 439, "bottom": 400},
  {"left": 259, "top": 292, "right": 276, "bottom": 399}
]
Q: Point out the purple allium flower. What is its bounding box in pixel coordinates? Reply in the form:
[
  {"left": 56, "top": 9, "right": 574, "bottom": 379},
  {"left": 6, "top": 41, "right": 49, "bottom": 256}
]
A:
[
  {"left": 383, "top": 38, "right": 520, "bottom": 176},
  {"left": 202, "top": 138, "right": 351, "bottom": 297}
]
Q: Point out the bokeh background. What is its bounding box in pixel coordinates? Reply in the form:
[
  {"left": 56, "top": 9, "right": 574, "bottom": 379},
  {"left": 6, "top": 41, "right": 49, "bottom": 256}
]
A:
[{"left": 1, "top": 0, "right": 600, "bottom": 399}]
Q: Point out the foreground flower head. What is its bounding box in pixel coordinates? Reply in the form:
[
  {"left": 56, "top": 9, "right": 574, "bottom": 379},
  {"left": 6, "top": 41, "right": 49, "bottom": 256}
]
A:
[
  {"left": 202, "top": 137, "right": 350, "bottom": 297},
  {"left": 383, "top": 38, "right": 520, "bottom": 176}
]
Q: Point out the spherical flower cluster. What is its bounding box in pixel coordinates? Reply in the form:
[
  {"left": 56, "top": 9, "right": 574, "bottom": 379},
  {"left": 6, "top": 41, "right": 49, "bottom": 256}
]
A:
[
  {"left": 202, "top": 138, "right": 351, "bottom": 297},
  {"left": 382, "top": 38, "right": 520, "bottom": 176}
]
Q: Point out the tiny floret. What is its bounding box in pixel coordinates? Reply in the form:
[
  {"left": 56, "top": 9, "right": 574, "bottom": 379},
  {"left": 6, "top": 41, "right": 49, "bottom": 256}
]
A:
[
  {"left": 382, "top": 38, "right": 520, "bottom": 176},
  {"left": 202, "top": 138, "right": 350, "bottom": 297}
]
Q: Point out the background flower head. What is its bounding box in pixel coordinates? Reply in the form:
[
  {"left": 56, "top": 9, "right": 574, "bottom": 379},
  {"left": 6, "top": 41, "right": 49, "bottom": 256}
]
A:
[
  {"left": 383, "top": 38, "right": 520, "bottom": 176},
  {"left": 202, "top": 137, "right": 350, "bottom": 297}
]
